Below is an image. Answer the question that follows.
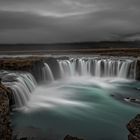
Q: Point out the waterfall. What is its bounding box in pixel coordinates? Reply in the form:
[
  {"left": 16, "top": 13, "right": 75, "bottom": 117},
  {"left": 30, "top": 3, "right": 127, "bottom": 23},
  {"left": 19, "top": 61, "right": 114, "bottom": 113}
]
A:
[
  {"left": 1, "top": 72, "right": 37, "bottom": 107},
  {"left": 58, "top": 58, "right": 136, "bottom": 79},
  {"left": 0, "top": 57, "right": 136, "bottom": 108},
  {"left": 42, "top": 63, "right": 54, "bottom": 82},
  {"left": 58, "top": 60, "right": 72, "bottom": 78},
  {"left": 95, "top": 60, "right": 102, "bottom": 77},
  {"left": 1, "top": 63, "right": 54, "bottom": 107}
]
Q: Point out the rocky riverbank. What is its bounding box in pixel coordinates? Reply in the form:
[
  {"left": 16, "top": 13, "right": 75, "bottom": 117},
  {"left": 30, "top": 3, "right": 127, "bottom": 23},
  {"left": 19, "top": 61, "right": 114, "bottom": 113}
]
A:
[
  {"left": 127, "top": 114, "right": 140, "bottom": 140},
  {"left": 0, "top": 83, "right": 12, "bottom": 140}
]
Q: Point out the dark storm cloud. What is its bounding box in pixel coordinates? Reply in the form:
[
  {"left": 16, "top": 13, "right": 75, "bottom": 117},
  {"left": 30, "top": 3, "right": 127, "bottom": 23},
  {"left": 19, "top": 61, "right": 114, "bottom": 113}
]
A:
[
  {"left": 0, "top": 10, "right": 61, "bottom": 30},
  {"left": 0, "top": 0, "right": 140, "bottom": 43},
  {"left": 0, "top": 11, "right": 42, "bottom": 30}
]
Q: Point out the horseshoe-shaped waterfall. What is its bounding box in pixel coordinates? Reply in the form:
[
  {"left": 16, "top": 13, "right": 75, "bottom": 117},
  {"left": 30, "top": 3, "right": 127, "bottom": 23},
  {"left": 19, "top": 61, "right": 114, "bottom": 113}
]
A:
[{"left": 1, "top": 56, "right": 139, "bottom": 140}]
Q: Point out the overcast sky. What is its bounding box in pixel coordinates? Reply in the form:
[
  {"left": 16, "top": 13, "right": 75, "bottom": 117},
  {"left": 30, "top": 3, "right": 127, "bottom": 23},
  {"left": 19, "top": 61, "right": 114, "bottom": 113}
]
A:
[{"left": 0, "top": 0, "right": 140, "bottom": 43}]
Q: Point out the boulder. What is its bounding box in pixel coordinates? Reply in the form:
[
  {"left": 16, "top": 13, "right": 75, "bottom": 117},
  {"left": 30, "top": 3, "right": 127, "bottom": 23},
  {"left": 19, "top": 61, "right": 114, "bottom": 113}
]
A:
[
  {"left": 127, "top": 114, "right": 140, "bottom": 140},
  {"left": 64, "top": 135, "right": 84, "bottom": 140}
]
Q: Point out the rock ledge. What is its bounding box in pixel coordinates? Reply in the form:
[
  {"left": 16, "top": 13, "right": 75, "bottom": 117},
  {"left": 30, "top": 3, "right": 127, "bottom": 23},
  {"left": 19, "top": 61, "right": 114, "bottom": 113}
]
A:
[{"left": 127, "top": 114, "right": 140, "bottom": 140}]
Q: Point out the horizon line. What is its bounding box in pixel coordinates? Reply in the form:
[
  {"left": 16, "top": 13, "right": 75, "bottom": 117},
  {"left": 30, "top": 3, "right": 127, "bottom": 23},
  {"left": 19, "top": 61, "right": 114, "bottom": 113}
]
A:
[{"left": 0, "top": 40, "right": 140, "bottom": 45}]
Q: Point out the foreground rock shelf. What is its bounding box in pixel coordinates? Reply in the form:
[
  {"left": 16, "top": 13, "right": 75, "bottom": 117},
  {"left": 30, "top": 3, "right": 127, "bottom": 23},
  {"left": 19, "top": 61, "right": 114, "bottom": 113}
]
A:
[
  {"left": 64, "top": 135, "right": 84, "bottom": 140},
  {"left": 13, "top": 134, "right": 84, "bottom": 140},
  {"left": 0, "top": 83, "right": 12, "bottom": 140},
  {"left": 127, "top": 114, "right": 140, "bottom": 140}
]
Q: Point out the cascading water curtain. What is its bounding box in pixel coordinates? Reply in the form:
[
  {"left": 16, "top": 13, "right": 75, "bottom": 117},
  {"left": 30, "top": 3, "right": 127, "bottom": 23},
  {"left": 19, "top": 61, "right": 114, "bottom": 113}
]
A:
[
  {"left": 1, "top": 72, "right": 37, "bottom": 107},
  {"left": 57, "top": 58, "right": 136, "bottom": 79}
]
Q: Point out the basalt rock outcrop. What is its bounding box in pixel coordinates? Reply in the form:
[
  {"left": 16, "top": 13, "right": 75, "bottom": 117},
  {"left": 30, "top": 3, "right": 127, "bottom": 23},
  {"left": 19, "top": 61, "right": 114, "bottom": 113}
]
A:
[
  {"left": 0, "top": 83, "right": 13, "bottom": 140},
  {"left": 135, "top": 60, "right": 140, "bottom": 80},
  {"left": 0, "top": 57, "right": 65, "bottom": 82},
  {"left": 0, "top": 57, "right": 44, "bottom": 83},
  {"left": 64, "top": 135, "right": 84, "bottom": 140},
  {"left": 44, "top": 57, "right": 61, "bottom": 79},
  {"left": 127, "top": 114, "right": 140, "bottom": 140}
]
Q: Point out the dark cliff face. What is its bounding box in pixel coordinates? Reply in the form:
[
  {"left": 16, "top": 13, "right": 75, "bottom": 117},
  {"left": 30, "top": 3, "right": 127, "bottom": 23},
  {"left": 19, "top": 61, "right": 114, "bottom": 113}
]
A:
[
  {"left": 0, "top": 57, "right": 63, "bottom": 82},
  {"left": 127, "top": 114, "right": 140, "bottom": 140},
  {"left": 0, "top": 57, "right": 45, "bottom": 83},
  {"left": 30, "top": 60, "right": 45, "bottom": 82},
  {"left": 136, "top": 60, "right": 140, "bottom": 80},
  {"left": 0, "top": 84, "right": 12, "bottom": 140},
  {"left": 44, "top": 57, "right": 61, "bottom": 79}
]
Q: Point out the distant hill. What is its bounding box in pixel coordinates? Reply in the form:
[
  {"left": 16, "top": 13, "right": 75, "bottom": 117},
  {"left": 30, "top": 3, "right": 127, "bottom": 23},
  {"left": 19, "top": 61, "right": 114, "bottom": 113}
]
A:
[{"left": 0, "top": 41, "right": 140, "bottom": 51}]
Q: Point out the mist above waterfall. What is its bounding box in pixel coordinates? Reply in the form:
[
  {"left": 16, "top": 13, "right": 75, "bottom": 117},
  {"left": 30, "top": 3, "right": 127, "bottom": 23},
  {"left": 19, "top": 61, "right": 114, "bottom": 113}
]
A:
[{"left": 19, "top": 76, "right": 134, "bottom": 113}]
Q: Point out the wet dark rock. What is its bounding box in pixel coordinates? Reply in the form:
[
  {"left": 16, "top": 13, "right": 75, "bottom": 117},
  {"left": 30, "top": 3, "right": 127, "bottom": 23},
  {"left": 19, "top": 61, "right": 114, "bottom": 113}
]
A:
[
  {"left": 110, "top": 93, "right": 140, "bottom": 106},
  {"left": 30, "top": 59, "right": 44, "bottom": 82},
  {"left": 0, "top": 56, "right": 63, "bottom": 81},
  {"left": 13, "top": 127, "right": 47, "bottom": 140},
  {"left": 64, "top": 135, "right": 84, "bottom": 140},
  {"left": 124, "top": 97, "right": 140, "bottom": 104},
  {"left": 127, "top": 114, "right": 140, "bottom": 140},
  {"left": 0, "top": 57, "right": 44, "bottom": 83},
  {"left": 57, "top": 56, "right": 69, "bottom": 60},
  {"left": 75, "top": 59, "right": 80, "bottom": 75},
  {"left": 90, "top": 60, "right": 95, "bottom": 76},
  {"left": 1, "top": 74, "right": 17, "bottom": 83},
  {"left": 100, "top": 61, "right": 104, "bottom": 77},
  {"left": 0, "top": 84, "right": 12, "bottom": 140},
  {"left": 44, "top": 57, "right": 61, "bottom": 79},
  {"left": 136, "top": 60, "right": 140, "bottom": 80},
  {"left": 128, "top": 61, "right": 136, "bottom": 79}
]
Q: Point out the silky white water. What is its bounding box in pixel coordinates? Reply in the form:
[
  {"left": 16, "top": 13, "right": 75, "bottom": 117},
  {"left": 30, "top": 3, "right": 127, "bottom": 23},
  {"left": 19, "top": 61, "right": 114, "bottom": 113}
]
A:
[
  {"left": 57, "top": 58, "right": 136, "bottom": 79},
  {"left": 42, "top": 63, "right": 54, "bottom": 82},
  {"left": 1, "top": 71, "right": 37, "bottom": 107}
]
